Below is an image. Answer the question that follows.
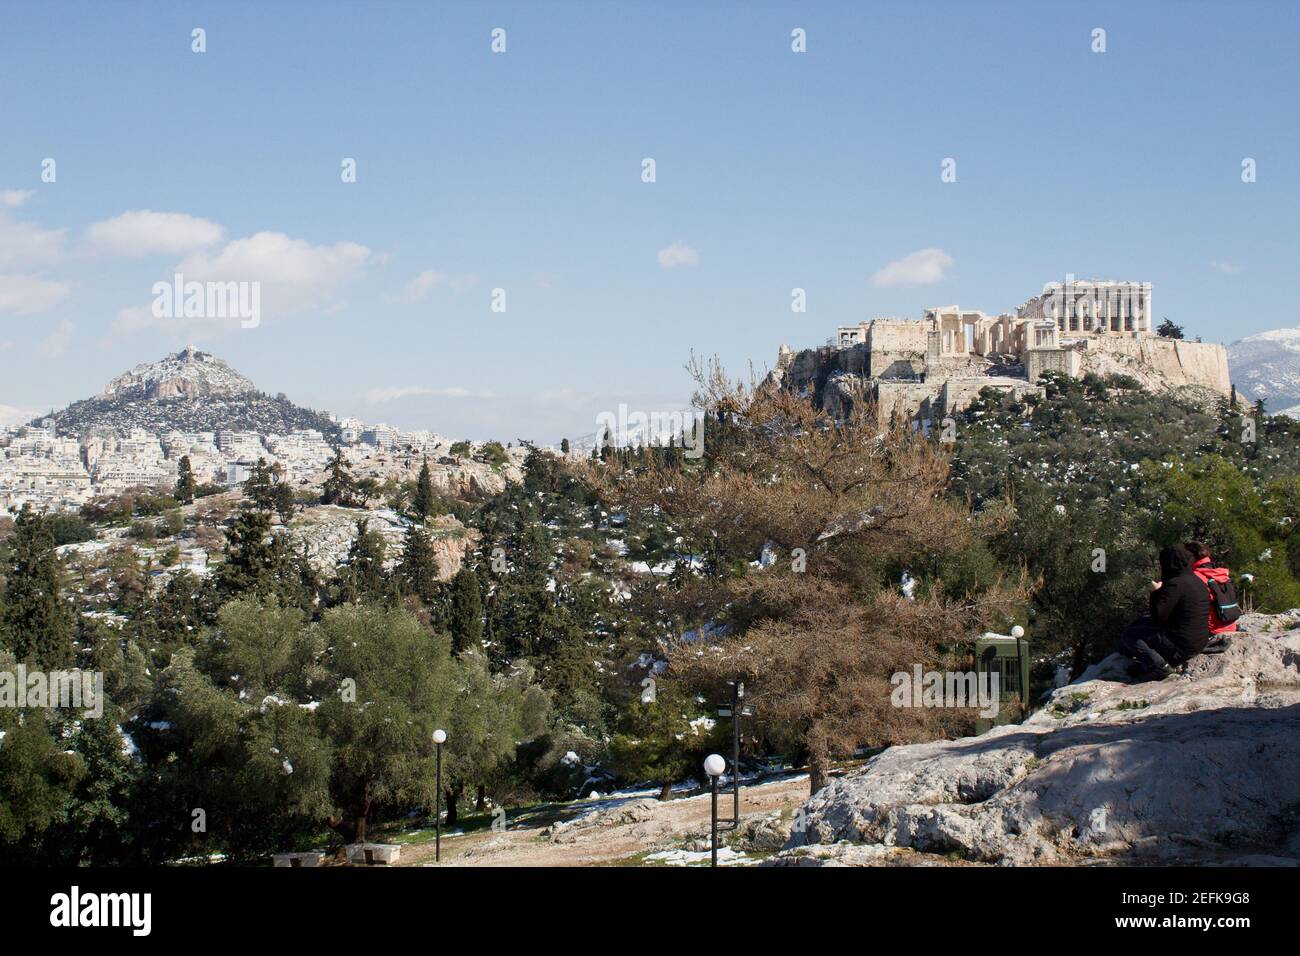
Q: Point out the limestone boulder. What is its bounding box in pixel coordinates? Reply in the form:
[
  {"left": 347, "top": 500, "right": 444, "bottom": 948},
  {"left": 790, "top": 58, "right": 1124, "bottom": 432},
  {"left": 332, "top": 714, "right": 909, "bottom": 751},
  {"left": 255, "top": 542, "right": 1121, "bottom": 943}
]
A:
[{"left": 778, "top": 611, "right": 1300, "bottom": 866}]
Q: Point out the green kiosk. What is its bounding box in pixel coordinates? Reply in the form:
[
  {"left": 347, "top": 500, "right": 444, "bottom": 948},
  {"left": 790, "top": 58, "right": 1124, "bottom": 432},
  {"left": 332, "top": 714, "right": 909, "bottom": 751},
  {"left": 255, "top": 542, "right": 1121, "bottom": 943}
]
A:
[{"left": 975, "top": 625, "right": 1031, "bottom": 733}]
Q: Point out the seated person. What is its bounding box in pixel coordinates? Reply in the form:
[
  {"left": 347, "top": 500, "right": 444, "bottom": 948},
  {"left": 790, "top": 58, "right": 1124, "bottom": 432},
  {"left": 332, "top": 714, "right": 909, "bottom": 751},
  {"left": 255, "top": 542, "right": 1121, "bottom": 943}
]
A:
[
  {"left": 1185, "top": 540, "right": 1237, "bottom": 646},
  {"left": 1117, "top": 544, "right": 1211, "bottom": 680}
]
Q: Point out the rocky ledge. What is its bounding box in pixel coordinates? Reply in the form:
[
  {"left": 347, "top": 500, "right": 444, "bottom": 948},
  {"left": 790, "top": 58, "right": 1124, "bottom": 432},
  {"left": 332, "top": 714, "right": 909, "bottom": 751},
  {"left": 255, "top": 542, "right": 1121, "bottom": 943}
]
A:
[
  {"left": 775, "top": 610, "right": 1300, "bottom": 866},
  {"left": 282, "top": 506, "right": 474, "bottom": 580}
]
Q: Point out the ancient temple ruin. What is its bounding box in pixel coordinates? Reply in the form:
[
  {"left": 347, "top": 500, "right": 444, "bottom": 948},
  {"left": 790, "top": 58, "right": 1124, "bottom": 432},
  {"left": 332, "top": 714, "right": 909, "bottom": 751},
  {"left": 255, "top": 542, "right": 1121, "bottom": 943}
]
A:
[{"left": 775, "top": 278, "right": 1232, "bottom": 424}]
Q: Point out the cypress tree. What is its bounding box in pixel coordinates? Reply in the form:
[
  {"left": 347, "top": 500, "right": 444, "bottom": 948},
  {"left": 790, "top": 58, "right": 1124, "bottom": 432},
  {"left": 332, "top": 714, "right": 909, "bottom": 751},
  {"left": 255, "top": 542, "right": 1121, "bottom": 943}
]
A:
[
  {"left": 1, "top": 506, "right": 75, "bottom": 667},
  {"left": 447, "top": 565, "right": 483, "bottom": 653},
  {"left": 217, "top": 509, "right": 277, "bottom": 597},
  {"left": 397, "top": 522, "right": 440, "bottom": 604},
  {"left": 243, "top": 458, "right": 276, "bottom": 512},
  {"left": 175, "top": 455, "right": 196, "bottom": 504},
  {"left": 337, "top": 519, "right": 387, "bottom": 604},
  {"left": 322, "top": 450, "right": 358, "bottom": 507},
  {"left": 412, "top": 457, "right": 434, "bottom": 520}
]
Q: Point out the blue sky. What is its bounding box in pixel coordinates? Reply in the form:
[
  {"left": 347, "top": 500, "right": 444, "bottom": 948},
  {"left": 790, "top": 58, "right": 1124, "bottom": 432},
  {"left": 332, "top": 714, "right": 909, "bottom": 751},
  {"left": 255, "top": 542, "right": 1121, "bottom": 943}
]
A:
[{"left": 1, "top": 0, "right": 1297, "bottom": 441}]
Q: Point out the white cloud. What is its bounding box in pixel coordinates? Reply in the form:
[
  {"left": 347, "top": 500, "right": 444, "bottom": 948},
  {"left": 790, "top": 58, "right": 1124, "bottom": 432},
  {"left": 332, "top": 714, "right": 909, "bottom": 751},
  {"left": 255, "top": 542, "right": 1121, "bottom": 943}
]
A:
[
  {"left": 108, "top": 231, "right": 373, "bottom": 339},
  {"left": 1209, "top": 260, "right": 1243, "bottom": 276},
  {"left": 0, "top": 210, "right": 66, "bottom": 269},
  {"left": 364, "top": 385, "right": 494, "bottom": 404},
  {"left": 176, "top": 231, "right": 373, "bottom": 315},
  {"left": 0, "top": 190, "right": 34, "bottom": 208},
  {"left": 657, "top": 240, "right": 699, "bottom": 269},
  {"left": 399, "top": 269, "right": 479, "bottom": 302},
  {"left": 871, "top": 247, "right": 953, "bottom": 287},
  {"left": 0, "top": 403, "right": 40, "bottom": 427},
  {"left": 36, "top": 319, "right": 74, "bottom": 359},
  {"left": 0, "top": 274, "right": 71, "bottom": 315},
  {"left": 180, "top": 231, "right": 370, "bottom": 285},
  {"left": 85, "top": 210, "right": 225, "bottom": 257}
]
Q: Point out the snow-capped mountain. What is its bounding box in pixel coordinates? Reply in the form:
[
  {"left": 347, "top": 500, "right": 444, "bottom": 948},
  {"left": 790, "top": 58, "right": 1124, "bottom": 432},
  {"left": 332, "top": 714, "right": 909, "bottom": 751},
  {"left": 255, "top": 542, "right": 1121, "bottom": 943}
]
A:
[
  {"left": 1228, "top": 326, "right": 1300, "bottom": 418},
  {"left": 99, "top": 345, "right": 257, "bottom": 400},
  {"left": 39, "top": 347, "right": 341, "bottom": 439}
]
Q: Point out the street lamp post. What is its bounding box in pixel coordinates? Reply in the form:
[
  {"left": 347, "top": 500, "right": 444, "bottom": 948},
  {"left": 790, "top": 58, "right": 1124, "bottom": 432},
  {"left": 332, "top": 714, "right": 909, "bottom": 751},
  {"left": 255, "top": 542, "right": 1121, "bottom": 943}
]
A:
[
  {"left": 704, "top": 753, "right": 726, "bottom": 867},
  {"left": 717, "top": 680, "right": 753, "bottom": 830},
  {"left": 433, "top": 729, "right": 447, "bottom": 862},
  {"left": 731, "top": 682, "right": 743, "bottom": 826},
  {"left": 1011, "top": 625, "right": 1026, "bottom": 718}
]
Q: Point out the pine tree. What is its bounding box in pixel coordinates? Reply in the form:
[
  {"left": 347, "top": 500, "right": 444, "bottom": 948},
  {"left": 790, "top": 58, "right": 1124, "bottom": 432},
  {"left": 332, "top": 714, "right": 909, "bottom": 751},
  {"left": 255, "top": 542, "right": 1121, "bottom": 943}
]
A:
[
  {"left": 560, "top": 438, "right": 570, "bottom": 454},
  {"left": 175, "top": 455, "right": 196, "bottom": 504},
  {"left": 397, "top": 522, "right": 440, "bottom": 604},
  {"left": 243, "top": 458, "right": 276, "bottom": 511},
  {"left": 1, "top": 506, "right": 75, "bottom": 667},
  {"left": 440, "top": 652, "right": 549, "bottom": 826},
  {"left": 412, "top": 457, "right": 434, "bottom": 520},
  {"left": 322, "top": 450, "right": 358, "bottom": 507},
  {"left": 0, "top": 710, "right": 85, "bottom": 847},
  {"left": 271, "top": 482, "right": 296, "bottom": 525},
  {"left": 317, "top": 605, "right": 458, "bottom": 842},
  {"left": 337, "top": 519, "right": 388, "bottom": 604},
  {"left": 485, "top": 521, "right": 552, "bottom": 661},
  {"left": 447, "top": 565, "right": 483, "bottom": 653},
  {"left": 217, "top": 508, "right": 277, "bottom": 597},
  {"left": 1156, "top": 318, "right": 1185, "bottom": 339},
  {"left": 609, "top": 683, "right": 718, "bottom": 801}
]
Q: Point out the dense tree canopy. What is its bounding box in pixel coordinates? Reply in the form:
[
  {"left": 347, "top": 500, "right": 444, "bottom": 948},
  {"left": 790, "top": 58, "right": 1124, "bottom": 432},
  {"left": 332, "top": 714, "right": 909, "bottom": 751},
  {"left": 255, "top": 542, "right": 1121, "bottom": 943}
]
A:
[{"left": 5, "top": 363, "right": 1300, "bottom": 861}]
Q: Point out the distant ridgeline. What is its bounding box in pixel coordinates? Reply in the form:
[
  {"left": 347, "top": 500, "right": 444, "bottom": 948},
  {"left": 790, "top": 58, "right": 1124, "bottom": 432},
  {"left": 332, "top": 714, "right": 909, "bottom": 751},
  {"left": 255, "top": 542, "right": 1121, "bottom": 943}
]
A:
[
  {"left": 1227, "top": 326, "right": 1300, "bottom": 417},
  {"left": 768, "top": 278, "right": 1234, "bottom": 423},
  {"left": 33, "top": 346, "right": 341, "bottom": 441}
]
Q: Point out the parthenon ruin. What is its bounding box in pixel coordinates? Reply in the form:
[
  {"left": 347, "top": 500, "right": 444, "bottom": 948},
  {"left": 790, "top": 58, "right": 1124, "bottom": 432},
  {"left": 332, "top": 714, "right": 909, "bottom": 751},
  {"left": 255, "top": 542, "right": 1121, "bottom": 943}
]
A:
[
  {"left": 775, "top": 277, "right": 1231, "bottom": 423},
  {"left": 1018, "top": 279, "right": 1153, "bottom": 334}
]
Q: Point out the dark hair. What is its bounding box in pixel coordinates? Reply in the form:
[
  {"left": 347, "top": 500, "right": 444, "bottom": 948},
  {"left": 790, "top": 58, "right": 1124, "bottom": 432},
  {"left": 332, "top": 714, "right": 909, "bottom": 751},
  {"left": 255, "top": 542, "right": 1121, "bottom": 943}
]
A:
[
  {"left": 1184, "top": 540, "right": 1210, "bottom": 560},
  {"left": 1158, "top": 544, "right": 1193, "bottom": 580}
]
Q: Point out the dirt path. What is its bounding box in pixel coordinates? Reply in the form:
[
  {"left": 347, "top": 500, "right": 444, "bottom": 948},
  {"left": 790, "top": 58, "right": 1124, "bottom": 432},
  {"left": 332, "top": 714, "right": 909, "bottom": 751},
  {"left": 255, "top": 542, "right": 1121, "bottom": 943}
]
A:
[{"left": 399, "top": 775, "right": 812, "bottom": 867}]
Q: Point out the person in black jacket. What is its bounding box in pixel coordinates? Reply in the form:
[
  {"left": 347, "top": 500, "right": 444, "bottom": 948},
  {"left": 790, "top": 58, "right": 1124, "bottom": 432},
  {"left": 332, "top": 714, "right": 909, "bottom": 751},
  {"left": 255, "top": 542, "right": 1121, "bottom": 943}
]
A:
[{"left": 1116, "top": 544, "right": 1212, "bottom": 680}]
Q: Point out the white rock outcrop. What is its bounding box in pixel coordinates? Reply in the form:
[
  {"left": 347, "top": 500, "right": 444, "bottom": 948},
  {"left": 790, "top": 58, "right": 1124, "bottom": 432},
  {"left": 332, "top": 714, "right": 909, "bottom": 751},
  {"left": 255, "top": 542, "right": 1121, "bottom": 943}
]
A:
[
  {"left": 780, "top": 611, "right": 1300, "bottom": 866},
  {"left": 282, "top": 506, "right": 474, "bottom": 580}
]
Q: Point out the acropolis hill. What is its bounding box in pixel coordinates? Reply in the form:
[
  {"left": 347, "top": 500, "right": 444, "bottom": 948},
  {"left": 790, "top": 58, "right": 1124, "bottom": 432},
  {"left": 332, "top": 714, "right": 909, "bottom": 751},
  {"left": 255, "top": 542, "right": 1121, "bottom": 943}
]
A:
[{"left": 770, "top": 278, "right": 1233, "bottom": 422}]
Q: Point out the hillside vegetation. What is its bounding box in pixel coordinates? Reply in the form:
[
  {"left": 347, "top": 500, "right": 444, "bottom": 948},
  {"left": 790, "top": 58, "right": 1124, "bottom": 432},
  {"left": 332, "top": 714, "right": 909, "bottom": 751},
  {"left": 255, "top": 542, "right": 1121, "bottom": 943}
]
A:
[{"left": 3, "top": 366, "right": 1300, "bottom": 864}]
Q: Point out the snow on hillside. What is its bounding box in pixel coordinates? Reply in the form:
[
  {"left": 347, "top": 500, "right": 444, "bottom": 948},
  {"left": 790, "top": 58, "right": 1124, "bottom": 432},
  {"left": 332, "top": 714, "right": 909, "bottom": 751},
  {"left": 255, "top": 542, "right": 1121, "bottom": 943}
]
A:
[
  {"left": 40, "top": 346, "right": 341, "bottom": 438},
  {"left": 100, "top": 345, "right": 257, "bottom": 400},
  {"left": 1228, "top": 325, "right": 1300, "bottom": 418}
]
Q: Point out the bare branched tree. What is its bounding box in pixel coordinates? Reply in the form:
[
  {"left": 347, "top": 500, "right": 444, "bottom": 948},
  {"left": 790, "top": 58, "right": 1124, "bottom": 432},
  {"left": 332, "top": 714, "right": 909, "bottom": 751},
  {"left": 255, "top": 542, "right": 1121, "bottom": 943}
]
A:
[{"left": 592, "top": 358, "right": 1024, "bottom": 794}]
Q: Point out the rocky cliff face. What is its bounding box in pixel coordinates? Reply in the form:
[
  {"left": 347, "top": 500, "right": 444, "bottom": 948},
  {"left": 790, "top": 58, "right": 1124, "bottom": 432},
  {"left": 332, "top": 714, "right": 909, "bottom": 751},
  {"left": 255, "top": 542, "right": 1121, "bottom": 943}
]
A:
[
  {"left": 776, "top": 610, "right": 1300, "bottom": 866},
  {"left": 766, "top": 346, "right": 873, "bottom": 418},
  {"left": 100, "top": 346, "right": 257, "bottom": 400},
  {"left": 770, "top": 334, "right": 1232, "bottom": 422},
  {"left": 1075, "top": 336, "right": 1230, "bottom": 398},
  {"left": 282, "top": 506, "right": 474, "bottom": 579}
]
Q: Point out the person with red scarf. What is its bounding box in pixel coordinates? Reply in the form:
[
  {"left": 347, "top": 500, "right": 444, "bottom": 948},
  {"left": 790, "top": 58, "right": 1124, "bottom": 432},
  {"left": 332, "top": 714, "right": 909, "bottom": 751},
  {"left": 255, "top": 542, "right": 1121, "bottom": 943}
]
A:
[{"left": 1186, "top": 540, "right": 1237, "bottom": 637}]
